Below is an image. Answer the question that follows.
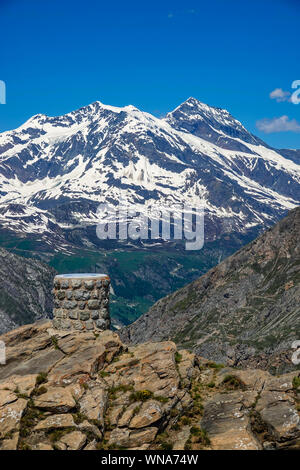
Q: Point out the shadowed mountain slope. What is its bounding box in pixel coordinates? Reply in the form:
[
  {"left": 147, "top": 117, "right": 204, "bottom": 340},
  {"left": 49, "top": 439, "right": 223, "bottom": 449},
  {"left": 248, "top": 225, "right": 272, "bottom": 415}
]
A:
[
  {"left": 0, "top": 248, "right": 55, "bottom": 334},
  {"left": 121, "top": 207, "right": 300, "bottom": 372}
]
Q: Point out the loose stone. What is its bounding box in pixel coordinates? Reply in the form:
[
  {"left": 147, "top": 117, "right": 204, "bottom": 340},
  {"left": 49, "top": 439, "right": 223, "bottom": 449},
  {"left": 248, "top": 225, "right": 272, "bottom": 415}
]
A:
[
  {"left": 52, "top": 274, "right": 110, "bottom": 333},
  {"left": 88, "top": 300, "right": 101, "bottom": 310},
  {"left": 80, "top": 311, "right": 90, "bottom": 321}
]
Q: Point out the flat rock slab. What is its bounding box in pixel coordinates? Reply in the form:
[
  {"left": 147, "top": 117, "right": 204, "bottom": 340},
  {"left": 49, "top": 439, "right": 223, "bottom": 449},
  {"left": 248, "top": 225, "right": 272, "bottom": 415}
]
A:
[
  {"left": 60, "top": 431, "right": 87, "bottom": 450},
  {"left": 79, "top": 385, "right": 107, "bottom": 425},
  {"left": 0, "top": 374, "right": 37, "bottom": 396},
  {"left": 0, "top": 389, "right": 17, "bottom": 408},
  {"left": 264, "top": 372, "right": 299, "bottom": 392},
  {"left": 0, "top": 322, "right": 60, "bottom": 381},
  {"left": 256, "top": 391, "right": 300, "bottom": 441},
  {"left": 201, "top": 391, "right": 260, "bottom": 450},
  {"left": 34, "top": 413, "right": 76, "bottom": 431},
  {"left": 173, "top": 426, "right": 191, "bottom": 450},
  {"left": 129, "top": 400, "right": 163, "bottom": 429},
  {"left": 48, "top": 330, "right": 122, "bottom": 385},
  {"left": 216, "top": 368, "right": 271, "bottom": 391},
  {"left": 108, "top": 427, "right": 158, "bottom": 448},
  {"left": 105, "top": 341, "right": 179, "bottom": 398},
  {"left": 0, "top": 398, "right": 27, "bottom": 438},
  {"left": 34, "top": 386, "right": 77, "bottom": 413},
  {"left": 0, "top": 432, "right": 19, "bottom": 450}
]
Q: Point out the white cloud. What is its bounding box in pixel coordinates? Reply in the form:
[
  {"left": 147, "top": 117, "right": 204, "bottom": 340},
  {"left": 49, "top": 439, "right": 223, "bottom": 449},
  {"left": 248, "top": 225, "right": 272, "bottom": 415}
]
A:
[
  {"left": 269, "top": 88, "right": 291, "bottom": 102},
  {"left": 256, "top": 115, "right": 300, "bottom": 133}
]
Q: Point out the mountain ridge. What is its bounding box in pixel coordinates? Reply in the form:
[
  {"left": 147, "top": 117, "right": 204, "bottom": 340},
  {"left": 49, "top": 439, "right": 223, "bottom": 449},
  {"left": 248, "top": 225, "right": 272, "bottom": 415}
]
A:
[{"left": 0, "top": 97, "right": 299, "bottom": 253}]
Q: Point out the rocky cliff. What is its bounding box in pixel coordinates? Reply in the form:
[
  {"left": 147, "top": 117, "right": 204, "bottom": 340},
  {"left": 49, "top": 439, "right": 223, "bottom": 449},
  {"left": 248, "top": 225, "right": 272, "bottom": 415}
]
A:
[
  {"left": 0, "top": 248, "right": 56, "bottom": 334},
  {"left": 0, "top": 321, "right": 299, "bottom": 450},
  {"left": 121, "top": 207, "right": 300, "bottom": 373}
]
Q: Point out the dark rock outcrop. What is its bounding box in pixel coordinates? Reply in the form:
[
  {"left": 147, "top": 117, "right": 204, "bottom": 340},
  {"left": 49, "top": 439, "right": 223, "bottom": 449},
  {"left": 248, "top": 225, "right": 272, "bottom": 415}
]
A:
[{"left": 0, "top": 248, "right": 55, "bottom": 334}]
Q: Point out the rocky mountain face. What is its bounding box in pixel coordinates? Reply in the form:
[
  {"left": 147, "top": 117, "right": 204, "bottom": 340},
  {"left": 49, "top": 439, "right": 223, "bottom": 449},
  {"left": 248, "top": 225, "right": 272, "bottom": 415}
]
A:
[
  {"left": 279, "top": 149, "right": 300, "bottom": 165},
  {"left": 0, "top": 248, "right": 55, "bottom": 334},
  {"left": 0, "top": 321, "right": 299, "bottom": 451},
  {"left": 0, "top": 98, "right": 299, "bottom": 252},
  {"left": 122, "top": 207, "right": 300, "bottom": 373}
]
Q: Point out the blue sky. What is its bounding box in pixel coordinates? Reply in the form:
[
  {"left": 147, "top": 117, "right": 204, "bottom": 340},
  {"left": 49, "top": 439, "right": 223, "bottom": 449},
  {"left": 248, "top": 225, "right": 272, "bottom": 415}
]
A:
[{"left": 0, "top": 0, "right": 299, "bottom": 148}]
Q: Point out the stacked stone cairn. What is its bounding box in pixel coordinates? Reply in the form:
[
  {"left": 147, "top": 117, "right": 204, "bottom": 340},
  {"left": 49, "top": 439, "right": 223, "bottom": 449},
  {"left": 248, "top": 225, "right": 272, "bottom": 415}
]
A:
[{"left": 52, "top": 273, "right": 110, "bottom": 332}]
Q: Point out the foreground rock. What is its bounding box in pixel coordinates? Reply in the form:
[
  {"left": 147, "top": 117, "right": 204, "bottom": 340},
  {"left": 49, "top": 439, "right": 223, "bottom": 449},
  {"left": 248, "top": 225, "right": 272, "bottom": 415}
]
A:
[{"left": 0, "top": 322, "right": 299, "bottom": 450}]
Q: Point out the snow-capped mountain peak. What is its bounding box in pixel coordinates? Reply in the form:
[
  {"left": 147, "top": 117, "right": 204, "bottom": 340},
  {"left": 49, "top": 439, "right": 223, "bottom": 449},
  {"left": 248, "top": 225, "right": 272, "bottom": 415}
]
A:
[
  {"left": 165, "top": 97, "right": 262, "bottom": 150},
  {"left": 0, "top": 98, "right": 299, "bottom": 251}
]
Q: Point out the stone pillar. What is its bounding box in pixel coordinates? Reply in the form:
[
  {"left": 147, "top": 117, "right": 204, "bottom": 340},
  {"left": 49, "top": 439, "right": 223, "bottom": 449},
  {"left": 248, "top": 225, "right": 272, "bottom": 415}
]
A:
[{"left": 52, "top": 273, "right": 110, "bottom": 332}]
